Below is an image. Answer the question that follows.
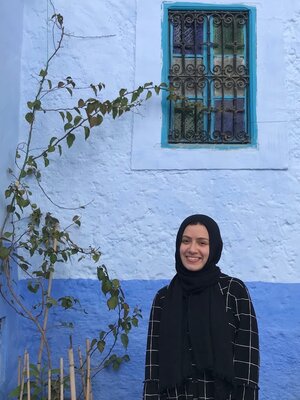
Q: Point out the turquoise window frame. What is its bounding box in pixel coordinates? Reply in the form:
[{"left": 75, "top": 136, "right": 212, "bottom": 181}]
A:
[{"left": 161, "top": 2, "right": 257, "bottom": 149}]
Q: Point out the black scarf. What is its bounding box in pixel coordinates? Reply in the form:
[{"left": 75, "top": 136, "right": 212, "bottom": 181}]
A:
[{"left": 159, "top": 215, "right": 234, "bottom": 399}]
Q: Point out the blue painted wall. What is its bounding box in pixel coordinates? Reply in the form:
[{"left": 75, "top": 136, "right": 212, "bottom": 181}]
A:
[
  {"left": 0, "top": 1, "right": 24, "bottom": 398},
  {"left": 9, "top": 279, "right": 299, "bottom": 400}
]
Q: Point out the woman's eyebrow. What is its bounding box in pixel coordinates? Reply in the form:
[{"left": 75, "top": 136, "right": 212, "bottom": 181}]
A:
[{"left": 182, "top": 235, "right": 209, "bottom": 241}]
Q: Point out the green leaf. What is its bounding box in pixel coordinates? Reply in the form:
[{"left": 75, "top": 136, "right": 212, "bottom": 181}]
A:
[
  {"left": 78, "top": 99, "right": 85, "bottom": 108},
  {"left": 48, "top": 145, "right": 55, "bottom": 153},
  {"left": 111, "top": 279, "right": 120, "bottom": 289},
  {"left": 43, "top": 156, "right": 49, "bottom": 167},
  {"left": 59, "top": 111, "right": 65, "bottom": 121},
  {"left": 50, "top": 136, "right": 57, "bottom": 145},
  {"left": 97, "top": 340, "right": 105, "bottom": 353},
  {"left": 89, "top": 114, "right": 103, "bottom": 128},
  {"left": 6, "top": 205, "right": 15, "bottom": 213},
  {"left": 25, "top": 112, "right": 34, "bottom": 124},
  {"left": 132, "top": 317, "right": 139, "bottom": 327},
  {"left": 112, "top": 107, "right": 118, "bottom": 119},
  {"left": 154, "top": 85, "right": 160, "bottom": 95},
  {"left": 9, "top": 385, "right": 21, "bottom": 397},
  {"left": 72, "top": 215, "right": 81, "bottom": 226},
  {"left": 46, "top": 297, "right": 58, "bottom": 308},
  {"left": 66, "top": 133, "right": 75, "bottom": 148},
  {"left": 107, "top": 295, "right": 118, "bottom": 310},
  {"left": 66, "top": 111, "right": 72, "bottom": 123},
  {"left": 84, "top": 126, "right": 90, "bottom": 140},
  {"left": 119, "top": 88, "right": 127, "bottom": 96},
  {"left": 91, "top": 338, "right": 97, "bottom": 348},
  {"left": 3, "top": 231, "right": 13, "bottom": 238},
  {"left": 50, "top": 253, "right": 57, "bottom": 264},
  {"left": 39, "top": 69, "right": 47, "bottom": 77},
  {"left": 74, "top": 115, "right": 82, "bottom": 126},
  {"left": 33, "top": 100, "right": 41, "bottom": 110},
  {"left": 93, "top": 253, "right": 101, "bottom": 263},
  {"left": 27, "top": 101, "right": 33, "bottom": 109},
  {"left": 66, "top": 87, "right": 73, "bottom": 96},
  {"left": 5, "top": 189, "right": 12, "bottom": 198},
  {"left": 146, "top": 90, "right": 152, "bottom": 100},
  {"left": 0, "top": 246, "right": 10, "bottom": 259},
  {"left": 102, "top": 280, "right": 112, "bottom": 295},
  {"left": 97, "top": 267, "right": 106, "bottom": 280},
  {"left": 64, "top": 122, "right": 73, "bottom": 131},
  {"left": 47, "top": 79, "right": 52, "bottom": 89},
  {"left": 58, "top": 144, "right": 62, "bottom": 156},
  {"left": 27, "top": 282, "right": 40, "bottom": 293},
  {"left": 58, "top": 81, "right": 64, "bottom": 88},
  {"left": 90, "top": 84, "right": 97, "bottom": 96},
  {"left": 59, "top": 296, "right": 75, "bottom": 309},
  {"left": 20, "top": 263, "right": 29, "bottom": 271},
  {"left": 121, "top": 333, "right": 129, "bottom": 349},
  {"left": 143, "top": 82, "right": 153, "bottom": 87},
  {"left": 131, "top": 91, "right": 139, "bottom": 102}
]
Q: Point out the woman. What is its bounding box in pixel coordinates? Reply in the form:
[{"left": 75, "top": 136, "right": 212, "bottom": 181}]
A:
[{"left": 143, "top": 214, "right": 259, "bottom": 400}]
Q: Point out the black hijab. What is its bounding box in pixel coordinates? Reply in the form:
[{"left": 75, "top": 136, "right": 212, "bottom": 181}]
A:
[{"left": 159, "top": 215, "right": 234, "bottom": 399}]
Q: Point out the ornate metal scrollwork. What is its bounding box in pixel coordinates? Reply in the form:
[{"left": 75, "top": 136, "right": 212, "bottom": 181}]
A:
[{"left": 168, "top": 10, "right": 250, "bottom": 145}]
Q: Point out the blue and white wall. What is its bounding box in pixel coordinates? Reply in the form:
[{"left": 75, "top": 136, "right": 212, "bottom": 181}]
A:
[
  {"left": 1, "top": 0, "right": 300, "bottom": 399},
  {"left": 0, "top": 1, "right": 24, "bottom": 398}
]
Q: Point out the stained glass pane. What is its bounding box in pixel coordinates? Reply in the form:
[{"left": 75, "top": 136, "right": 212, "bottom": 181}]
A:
[
  {"left": 172, "top": 15, "right": 204, "bottom": 55},
  {"left": 169, "top": 102, "right": 206, "bottom": 143},
  {"left": 214, "top": 98, "right": 249, "bottom": 143}
]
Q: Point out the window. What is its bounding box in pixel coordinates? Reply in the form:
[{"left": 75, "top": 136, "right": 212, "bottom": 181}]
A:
[
  {"left": 166, "top": 7, "right": 254, "bottom": 146},
  {"left": 132, "top": 1, "right": 287, "bottom": 170}
]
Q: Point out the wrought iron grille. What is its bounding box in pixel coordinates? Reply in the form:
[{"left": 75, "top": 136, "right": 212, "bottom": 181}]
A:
[{"left": 168, "top": 10, "right": 251, "bottom": 144}]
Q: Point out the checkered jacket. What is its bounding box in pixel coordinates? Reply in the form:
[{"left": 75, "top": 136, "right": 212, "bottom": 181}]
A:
[{"left": 143, "top": 274, "right": 259, "bottom": 400}]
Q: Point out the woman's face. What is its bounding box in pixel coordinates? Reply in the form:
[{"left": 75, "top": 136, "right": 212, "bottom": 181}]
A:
[{"left": 179, "top": 224, "right": 210, "bottom": 271}]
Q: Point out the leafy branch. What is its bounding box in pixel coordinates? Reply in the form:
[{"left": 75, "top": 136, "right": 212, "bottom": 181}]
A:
[{"left": 0, "top": 11, "right": 164, "bottom": 399}]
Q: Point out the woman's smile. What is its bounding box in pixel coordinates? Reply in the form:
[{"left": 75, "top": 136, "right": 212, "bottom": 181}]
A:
[{"left": 179, "top": 224, "right": 210, "bottom": 271}]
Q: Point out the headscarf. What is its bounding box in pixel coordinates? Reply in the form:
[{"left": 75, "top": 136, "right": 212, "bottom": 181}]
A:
[{"left": 159, "top": 215, "right": 234, "bottom": 399}]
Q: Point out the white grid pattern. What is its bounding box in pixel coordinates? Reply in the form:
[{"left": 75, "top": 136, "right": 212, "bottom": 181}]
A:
[{"left": 143, "top": 274, "right": 259, "bottom": 400}]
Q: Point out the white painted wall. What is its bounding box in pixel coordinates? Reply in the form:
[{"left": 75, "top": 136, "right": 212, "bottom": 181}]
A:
[
  {"left": 0, "top": 0, "right": 24, "bottom": 223},
  {"left": 14, "top": 0, "right": 300, "bottom": 283}
]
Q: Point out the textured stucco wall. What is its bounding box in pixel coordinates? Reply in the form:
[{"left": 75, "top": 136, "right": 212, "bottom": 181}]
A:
[
  {"left": 0, "top": 1, "right": 24, "bottom": 398},
  {"left": 1, "top": 0, "right": 300, "bottom": 399}
]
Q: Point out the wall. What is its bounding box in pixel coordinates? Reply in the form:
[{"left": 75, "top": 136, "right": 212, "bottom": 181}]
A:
[
  {"left": 0, "top": 0, "right": 24, "bottom": 397},
  {"left": 1, "top": 0, "right": 300, "bottom": 399}
]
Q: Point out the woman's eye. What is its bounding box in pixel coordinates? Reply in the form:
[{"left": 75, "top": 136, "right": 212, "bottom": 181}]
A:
[{"left": 181, "top": 239, "right": 190, "bottom": 244}]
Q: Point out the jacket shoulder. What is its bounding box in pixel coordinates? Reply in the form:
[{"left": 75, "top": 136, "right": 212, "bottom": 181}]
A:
[{"left": 219, "top": 273, "right": 249, "bottom": 297}]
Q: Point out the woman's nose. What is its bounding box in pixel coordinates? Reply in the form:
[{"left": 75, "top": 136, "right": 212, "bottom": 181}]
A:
[{"left": 189, "top": 241, "right": 197, "bottom": 252}]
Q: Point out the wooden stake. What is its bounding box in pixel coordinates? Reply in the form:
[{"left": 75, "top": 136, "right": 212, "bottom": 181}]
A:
[
  {"left": 26, "top": 351, "right": 31, "bottom": 400},
  {"left": 86, "top": 339, "right": 91, "bottom": 400},
  {"left": 60, "top": 357, "right": 64, "bottom": 400},
  {"left": 18, "top": 356, "right": 22, "bottom": 386},
  {"left": 19, "top": 352, "right": 26, "bottom": 400},
  {"left": 78, "top": 346, "right": 86, "bottom": 398},
  {"left": 37, "top": 234, "right": 58, "bottom": 371},
  {"left": 48, "top": 369, "right": 51, "bottom": 400},
  {"left": 68, "top": 347, "right": 76, "bottom": 400}
]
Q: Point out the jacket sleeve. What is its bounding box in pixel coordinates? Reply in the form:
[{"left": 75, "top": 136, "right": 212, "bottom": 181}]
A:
[
  {"left": 143, "top": 290, "right": 165, "bottom": 400},
  {"left": 228, "top": 279, "right": 260, "bottom": 400}
]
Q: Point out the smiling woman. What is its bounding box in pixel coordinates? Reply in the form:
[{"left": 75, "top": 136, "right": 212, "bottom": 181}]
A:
[
  {"left": 143, "top": 214, "right": 260, "bottom": 400},
  {"left": 180, "top": 224, "right": 210, "bottom": 271}
]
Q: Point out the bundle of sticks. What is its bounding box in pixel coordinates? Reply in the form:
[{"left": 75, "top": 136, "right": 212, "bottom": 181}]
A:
[{"left": 17, "top": 339, "right": 93, "bottom": 400}]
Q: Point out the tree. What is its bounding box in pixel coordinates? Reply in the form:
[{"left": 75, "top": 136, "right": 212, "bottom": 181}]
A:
[{"left": 0, "top": 12, "right": 166, "bottom": 399}]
